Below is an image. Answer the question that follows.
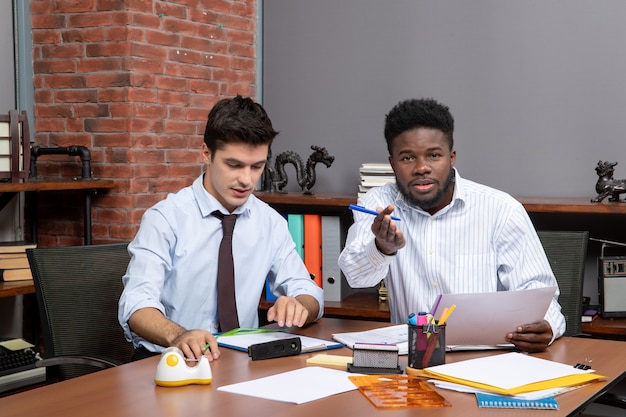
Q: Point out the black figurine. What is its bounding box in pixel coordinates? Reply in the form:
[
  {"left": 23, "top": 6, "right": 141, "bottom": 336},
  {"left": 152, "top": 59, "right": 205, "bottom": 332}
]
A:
[
  {"left": 592, "top": 160, "right": 626, "bottom": 202},
  {"left": 265, "top": 145, "right": 335, "bottom": 195}
]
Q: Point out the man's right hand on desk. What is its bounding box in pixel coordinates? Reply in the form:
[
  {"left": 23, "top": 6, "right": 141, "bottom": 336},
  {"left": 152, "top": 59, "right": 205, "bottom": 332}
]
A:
[{"left": 128, "top": 307, "right": 221, "bottom": 361}]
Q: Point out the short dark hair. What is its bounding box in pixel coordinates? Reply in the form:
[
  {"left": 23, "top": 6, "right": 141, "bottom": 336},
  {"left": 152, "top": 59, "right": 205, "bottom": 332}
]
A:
[
  {"left": 384, "top": 98, "right": 454, "bottom": 154},
  {"left": 203, "top": 95, "right": 279, "bottom": 156}
]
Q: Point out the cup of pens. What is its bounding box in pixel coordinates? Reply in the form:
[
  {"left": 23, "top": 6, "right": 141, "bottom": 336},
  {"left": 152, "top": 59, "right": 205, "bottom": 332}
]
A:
[{"left": 408, "top": 322, "right": 446, "bottom": 369}]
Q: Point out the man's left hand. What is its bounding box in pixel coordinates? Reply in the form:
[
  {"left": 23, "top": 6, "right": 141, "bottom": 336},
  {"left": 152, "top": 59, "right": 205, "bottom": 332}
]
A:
[
  {"left": 505, "top": 320, "right": 553, "bottom": 353},
  {"left": 267, "top": 295, "right": 312, "bottom": 327}
]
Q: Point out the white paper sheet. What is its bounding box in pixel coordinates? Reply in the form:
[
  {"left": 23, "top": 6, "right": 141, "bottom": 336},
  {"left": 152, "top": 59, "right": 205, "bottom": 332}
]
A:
[
  {"left": 217, "top": 366, "right": 359, "bottom": 404},
  {"left": 331, "top": 324, "right": 409, "bottom": 355}
]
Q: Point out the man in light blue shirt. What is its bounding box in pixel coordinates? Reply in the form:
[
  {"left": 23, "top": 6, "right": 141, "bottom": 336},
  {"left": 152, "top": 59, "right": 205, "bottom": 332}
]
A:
[
  {"left": 119, "top": 96, "right": 323, "bottom": 361},
  {"left": 339, "top": 98, "right": 565, "bottom": 353}
]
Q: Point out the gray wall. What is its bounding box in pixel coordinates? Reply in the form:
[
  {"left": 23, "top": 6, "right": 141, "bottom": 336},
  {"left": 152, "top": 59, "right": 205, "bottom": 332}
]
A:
[{"left": 262, "top": 0, "right": 626, "bottom": 198}]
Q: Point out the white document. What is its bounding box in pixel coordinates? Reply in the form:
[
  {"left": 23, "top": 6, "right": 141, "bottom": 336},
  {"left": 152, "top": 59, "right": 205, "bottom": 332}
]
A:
[
  {"left": 425, "top": 352, "right": 594, "bottom": 391},
  {"left": 217, "top": 366, "right": 359, "bottom": 404},
  {"left": 429, "top": 380, "right": 586, "bottom": 400},
  {"left": 436, "top": 287, "right": 556, "bottom": 348},
  {"left": 332, "top": 324, "right": 409, "bottom": 355}
]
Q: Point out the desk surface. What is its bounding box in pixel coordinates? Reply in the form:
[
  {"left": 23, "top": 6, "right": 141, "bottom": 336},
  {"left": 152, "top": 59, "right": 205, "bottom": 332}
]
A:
[{"left": 1, "top": 318, "right": 624, "bottom": 417}]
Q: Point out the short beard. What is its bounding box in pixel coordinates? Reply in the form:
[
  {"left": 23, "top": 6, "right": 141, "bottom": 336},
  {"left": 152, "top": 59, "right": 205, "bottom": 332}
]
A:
[{"left": 400, "top": 168, "right": 455, "bottom": 211}]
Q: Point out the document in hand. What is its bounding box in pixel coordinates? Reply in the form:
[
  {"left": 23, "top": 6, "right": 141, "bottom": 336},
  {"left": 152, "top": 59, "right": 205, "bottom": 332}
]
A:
[
  {"left": 435, "top": 286, "right": 557, "bottom": 349},
  {"left": 217, "top": 328, "right": 343, "bottom": 353},
  {"left": 420, "top": 352, "right": 606, "bottom": 396}
]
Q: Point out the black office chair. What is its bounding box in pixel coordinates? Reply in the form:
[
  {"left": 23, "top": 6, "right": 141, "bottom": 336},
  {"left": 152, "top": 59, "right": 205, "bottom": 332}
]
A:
[
  {"left": 27, "top": 243, "right": 134, "bottom": 383},
  {"left": 537, "top": 230, "right": 626, "bottom": 411},
  {"left": 537, "top": 230, "right": 588, "bottom": 337}
]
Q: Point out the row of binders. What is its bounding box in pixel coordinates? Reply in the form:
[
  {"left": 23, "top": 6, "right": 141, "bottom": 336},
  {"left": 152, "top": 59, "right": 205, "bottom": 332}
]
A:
[{"left": 265, "top": 214, "right": 356, "bottom": 302}]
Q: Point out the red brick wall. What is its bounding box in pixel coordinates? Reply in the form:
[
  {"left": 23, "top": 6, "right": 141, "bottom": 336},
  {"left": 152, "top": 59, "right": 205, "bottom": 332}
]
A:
[{"left": 29, "top": 0, "right": 257, "bottom": 247}]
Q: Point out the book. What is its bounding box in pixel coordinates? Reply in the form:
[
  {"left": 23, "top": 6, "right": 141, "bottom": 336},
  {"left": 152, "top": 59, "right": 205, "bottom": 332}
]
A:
[
  {"left": 0, "top": 241, "right": 36, "bottom": 254},
  {"left": 287, "top": 214, "right": 304, "bottom": 260},
  {"left": 476, "top": 392, "right": 559, "bottom": 409},
  {"left": 582, "top": 309, "right": 599, "bottom": 322},
  {"left": 0, "top": 255, "right": 30, "bottom": 269},
  {"left": 1, "top": 267, "right": 33, "bottom": 281},
  {"left": 303, "top": 214, "right": 323, "bottom": 288}
]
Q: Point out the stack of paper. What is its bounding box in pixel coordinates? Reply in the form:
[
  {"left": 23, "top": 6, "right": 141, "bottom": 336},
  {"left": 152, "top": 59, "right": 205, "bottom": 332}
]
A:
[
  {"left": 420, "top": 352, "right": 605, "bottom": 396},
  {"left": 358, "top": 163, "right": 395, "bottom": 198}
]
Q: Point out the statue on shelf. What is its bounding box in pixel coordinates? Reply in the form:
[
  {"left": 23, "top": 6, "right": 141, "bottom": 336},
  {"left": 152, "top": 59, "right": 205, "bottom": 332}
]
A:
[
  {"left": 592, "top": 160, "right": 626, "bottom": 203},
  {"left": 264, "top": 145, "right": 335, "bottom": 195}
]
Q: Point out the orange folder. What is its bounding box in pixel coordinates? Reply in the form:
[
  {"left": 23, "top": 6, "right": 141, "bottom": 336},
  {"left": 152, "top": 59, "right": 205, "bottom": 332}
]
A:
[{"left": 303, "top": 214, "right": 323, "bottom": 288}]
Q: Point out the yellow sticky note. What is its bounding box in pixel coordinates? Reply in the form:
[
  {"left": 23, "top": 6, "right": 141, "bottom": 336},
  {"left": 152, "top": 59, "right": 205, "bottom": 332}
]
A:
[{"left": 0, "top": 338, "right": 34, "bottom": 351}]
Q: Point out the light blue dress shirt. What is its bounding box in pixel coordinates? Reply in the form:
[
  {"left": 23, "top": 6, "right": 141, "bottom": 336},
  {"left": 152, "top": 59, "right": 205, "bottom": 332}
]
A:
[
  {"left": 119, "top": 175, "right": 324, "bottom": 352},
  {"left": 338, "top": 169, "right": 566, "bottom": 341}
]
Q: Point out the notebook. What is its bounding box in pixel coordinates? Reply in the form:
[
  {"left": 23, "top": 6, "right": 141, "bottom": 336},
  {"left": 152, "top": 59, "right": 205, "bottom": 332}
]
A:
[
  {"left": 435, "top": 287, "right": 557, "bottom": 350},
  {"left": 476, "top": 392, "right": 559, "bottom": 409}
]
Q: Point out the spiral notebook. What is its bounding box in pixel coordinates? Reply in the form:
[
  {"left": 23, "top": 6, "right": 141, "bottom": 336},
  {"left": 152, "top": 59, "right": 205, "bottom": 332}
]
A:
[{"left": 476, "top": 392, "right": 559, "bottom": 410}]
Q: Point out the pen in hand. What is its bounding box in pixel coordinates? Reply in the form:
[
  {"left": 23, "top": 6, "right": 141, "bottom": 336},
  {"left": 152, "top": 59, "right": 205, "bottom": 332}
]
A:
[{"left": 348, "top": 204, "right": 401, "bottom": 221}]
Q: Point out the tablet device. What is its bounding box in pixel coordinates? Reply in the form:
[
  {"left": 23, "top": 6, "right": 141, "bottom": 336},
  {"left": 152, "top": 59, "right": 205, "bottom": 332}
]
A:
[{"left": 434, "top": 287, "right": 557, "bottom": 351}]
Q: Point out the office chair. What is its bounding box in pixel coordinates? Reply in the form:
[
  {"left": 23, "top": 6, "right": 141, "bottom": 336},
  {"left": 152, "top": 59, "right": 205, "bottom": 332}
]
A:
[
  {"left": 537, "top": 230, "right": 588, "bottom": 337},
  {"left": 537, "top": 230, "right": 626, "bottom": 411},
  {"left": 27, "top": 243, "right": 134, "bottom": 383}
]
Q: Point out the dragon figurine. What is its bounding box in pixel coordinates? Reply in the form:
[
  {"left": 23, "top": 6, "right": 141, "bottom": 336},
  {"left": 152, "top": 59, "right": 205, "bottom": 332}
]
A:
[
  {"left": 592, "top": 160, "right": 626, "bottom": 202},
  {"left": 265, "top": 145, "right": 335, "bottom": 194}
]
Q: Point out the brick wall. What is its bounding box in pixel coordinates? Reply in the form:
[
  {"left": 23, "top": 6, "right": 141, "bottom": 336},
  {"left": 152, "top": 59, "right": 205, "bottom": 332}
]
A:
[{"left": 29, "top": 0, "right": 257, "bottom": 247}]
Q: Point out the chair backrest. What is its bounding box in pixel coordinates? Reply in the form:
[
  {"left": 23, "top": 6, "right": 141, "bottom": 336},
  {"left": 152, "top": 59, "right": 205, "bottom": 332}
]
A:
[
  {"left": 27, "top": 243, "right": 134, "bottom": 381},
  {"left": 536, "top": 231, "right": 589, "bottom": 337}
]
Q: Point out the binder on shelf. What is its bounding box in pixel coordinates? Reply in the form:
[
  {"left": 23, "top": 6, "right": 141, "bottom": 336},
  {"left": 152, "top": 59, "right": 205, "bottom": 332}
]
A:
[
  {"left": 321, "top": 215, "right": 355, "bottom": 302},
  {"left": 287, "top": 214, "right": 304, "bottom": 260},
  {"left": 303, "top": 214, "right": 323, "bottom": 288}
]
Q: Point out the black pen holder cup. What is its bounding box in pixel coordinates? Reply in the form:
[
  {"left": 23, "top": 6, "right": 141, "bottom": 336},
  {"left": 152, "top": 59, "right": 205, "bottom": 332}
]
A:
[{"left": 408, "top": 323, "right": 446, "bottom": 369}]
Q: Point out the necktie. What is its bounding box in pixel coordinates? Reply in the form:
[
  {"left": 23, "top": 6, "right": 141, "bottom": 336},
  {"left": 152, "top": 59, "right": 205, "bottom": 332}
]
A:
[{"left": 212, "top": 211, "right": 239, "bottom": 332}]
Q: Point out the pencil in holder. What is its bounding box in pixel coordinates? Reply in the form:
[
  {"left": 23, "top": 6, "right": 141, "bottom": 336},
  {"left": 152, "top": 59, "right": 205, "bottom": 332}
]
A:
[{"left": 408, "top": 323, "right": 446, "bottom": 369}]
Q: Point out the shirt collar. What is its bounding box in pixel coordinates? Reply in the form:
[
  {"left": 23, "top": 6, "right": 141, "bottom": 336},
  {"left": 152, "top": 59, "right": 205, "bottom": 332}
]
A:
[
  {"left": 192, "top": 174, "right": 254, "bottom": 218},
  {"left": 393, "top": 168, "right": 467, "bottom": 216}
]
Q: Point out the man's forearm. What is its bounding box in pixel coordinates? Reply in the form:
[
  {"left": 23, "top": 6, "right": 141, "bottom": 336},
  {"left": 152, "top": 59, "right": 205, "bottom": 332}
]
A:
[
  {"left": 128, "top": 307, "right": 187, "bottom": 348},
  {"left": 296, "top": 294, "right": 321, "bottom": 324}
]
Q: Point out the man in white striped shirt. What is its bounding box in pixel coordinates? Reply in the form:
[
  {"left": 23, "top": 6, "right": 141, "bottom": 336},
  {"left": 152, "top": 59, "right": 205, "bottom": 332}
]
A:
[{"left": 338, "top": 98, "right": 565, "bottom": 353}]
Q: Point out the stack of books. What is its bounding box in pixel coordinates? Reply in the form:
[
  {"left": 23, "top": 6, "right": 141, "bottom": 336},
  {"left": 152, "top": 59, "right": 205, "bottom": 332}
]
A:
[
  {"left": 0, "top": 242, "right": 36, "bottom": 282},
  {"left": 358, "top": 163, "right": 395, "bottom": 198}
]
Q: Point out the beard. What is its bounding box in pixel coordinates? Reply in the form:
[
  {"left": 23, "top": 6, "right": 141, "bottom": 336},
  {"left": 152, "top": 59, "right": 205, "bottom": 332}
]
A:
[{"left": 399, "top": 168, "right": 455, "bottom": 212}]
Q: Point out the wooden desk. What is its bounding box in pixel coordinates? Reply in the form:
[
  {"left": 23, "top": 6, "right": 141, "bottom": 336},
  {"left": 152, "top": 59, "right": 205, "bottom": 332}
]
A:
[
  {"left": 583, "top": 316, "right": 626, "bottom": 340},
  {"left": 0, "top": 179, "right": 115, "bottom": 245},
  {"left": 1, "top": 318, "right": 625, "bottom": 417}
]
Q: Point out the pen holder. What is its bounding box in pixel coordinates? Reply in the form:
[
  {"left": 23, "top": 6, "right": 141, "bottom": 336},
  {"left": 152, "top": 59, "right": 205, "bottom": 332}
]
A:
[{"left": 408, "top": 323, "right": 446, "bottom": 369}]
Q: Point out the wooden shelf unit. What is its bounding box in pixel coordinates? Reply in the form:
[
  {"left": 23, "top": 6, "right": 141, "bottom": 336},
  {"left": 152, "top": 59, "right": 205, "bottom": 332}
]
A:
[{"left": 255, "top": 192, "right": 626, "bottom": 324}]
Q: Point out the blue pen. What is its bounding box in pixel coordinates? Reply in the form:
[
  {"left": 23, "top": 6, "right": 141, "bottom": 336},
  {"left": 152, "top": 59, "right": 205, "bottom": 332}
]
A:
[{"left": 348, "top": 204, "right": 401, "bottom": 221}]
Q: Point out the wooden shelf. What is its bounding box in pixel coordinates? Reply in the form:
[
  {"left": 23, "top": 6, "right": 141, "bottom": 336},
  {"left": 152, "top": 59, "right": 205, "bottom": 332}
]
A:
[
  {"left": 0, "top": 179, "right": 115, "bottom": 193},
  {"left": 582, "top": 316, "right": 626, "bottom": 340},
  {"left": 517, "top": 197, "right": 626, "bottom": 215},
  {"left": 0, "top": 280, "right": 35, "bottom": 298},
  {"left": 259, "top": 290, "right": 390, "bottom": 321},
  {"left": 254, "top": 191, "right": 356, "bottom": 207}
]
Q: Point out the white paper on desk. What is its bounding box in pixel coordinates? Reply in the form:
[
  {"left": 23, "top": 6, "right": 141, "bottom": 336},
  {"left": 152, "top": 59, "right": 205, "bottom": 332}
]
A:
[
  {"left": 332, "top": 324, "right": 409, "bottom": 355},
  {"left": 429, "top": 380, "right": 586, "bottom": 400},
  {"left": 217, "top": 366, "right": 359, "bottom": 404}
]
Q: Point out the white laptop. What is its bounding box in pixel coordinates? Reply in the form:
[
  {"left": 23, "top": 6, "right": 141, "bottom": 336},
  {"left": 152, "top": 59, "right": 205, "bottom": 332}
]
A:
[{"left": 434, "top": 287, "right": 557, "bottom": 351}]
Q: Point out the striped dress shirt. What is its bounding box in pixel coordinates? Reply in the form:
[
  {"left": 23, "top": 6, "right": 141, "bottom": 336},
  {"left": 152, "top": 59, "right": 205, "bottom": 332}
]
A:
[{"left": 338, "top": 169, "right": 566, "bottom": 340}]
